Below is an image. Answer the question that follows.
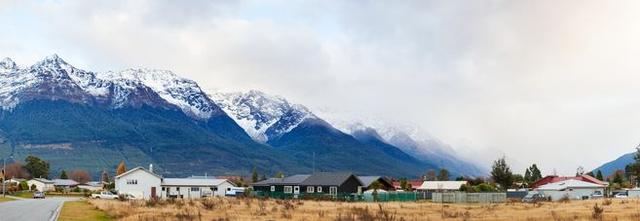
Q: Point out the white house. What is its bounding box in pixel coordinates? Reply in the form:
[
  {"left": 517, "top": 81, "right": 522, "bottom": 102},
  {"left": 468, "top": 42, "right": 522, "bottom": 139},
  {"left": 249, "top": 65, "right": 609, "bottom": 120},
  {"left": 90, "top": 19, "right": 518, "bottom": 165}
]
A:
[
  {"left": 52, "top": 179, "right": 79, "bottom": 190},
  {"left": 115, "top": 166, "right": 162, "bottom": 199},
  {"left": 27, "top": 178, "right": 55, "bottom": 192},
  {"left": 417, "top": 181, "right": 468, "bottom": 192},
  {"left": 115, "top": 165, "right": 237, "bottom": 200},
  {"left": 535, "top": 179, "right": 605, "bottom": 201},
  {"left": 161, "top": 178, "right": 236, "bottom": 199}
]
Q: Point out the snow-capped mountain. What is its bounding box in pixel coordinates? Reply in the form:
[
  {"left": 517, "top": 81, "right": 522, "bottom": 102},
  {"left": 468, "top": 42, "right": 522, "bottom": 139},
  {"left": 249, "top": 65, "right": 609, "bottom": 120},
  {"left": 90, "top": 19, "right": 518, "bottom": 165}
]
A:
[
  {"left": 0, "top": 54, "right": 221, "bottom": 119},
  {"left": 209, "top": 90, "right": 315, "bottom": 143}
]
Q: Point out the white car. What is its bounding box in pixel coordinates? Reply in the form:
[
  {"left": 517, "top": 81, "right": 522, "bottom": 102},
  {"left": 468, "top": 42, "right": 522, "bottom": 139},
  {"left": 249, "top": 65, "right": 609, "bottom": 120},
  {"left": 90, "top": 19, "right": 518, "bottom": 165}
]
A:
[
  {"left": 91, "top": 191, "right": 119, "bottom": 200},
  {"left": 614, "top": 192, "right": 628, "bottom": 198}
]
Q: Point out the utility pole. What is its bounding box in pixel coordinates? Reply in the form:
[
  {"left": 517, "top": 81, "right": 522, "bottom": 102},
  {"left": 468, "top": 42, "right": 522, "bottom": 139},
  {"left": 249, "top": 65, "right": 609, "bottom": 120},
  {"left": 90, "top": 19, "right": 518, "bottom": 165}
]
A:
[{"left": 2, "top": 157, "right": 6, "bottom": 197}]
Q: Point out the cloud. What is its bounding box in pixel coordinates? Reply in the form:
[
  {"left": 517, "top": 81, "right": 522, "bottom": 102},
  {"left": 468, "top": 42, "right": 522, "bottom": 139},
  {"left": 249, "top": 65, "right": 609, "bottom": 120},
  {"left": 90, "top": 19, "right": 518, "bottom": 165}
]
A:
[{"left": 2, "top": 0, "right": 640, "bottom": 175}]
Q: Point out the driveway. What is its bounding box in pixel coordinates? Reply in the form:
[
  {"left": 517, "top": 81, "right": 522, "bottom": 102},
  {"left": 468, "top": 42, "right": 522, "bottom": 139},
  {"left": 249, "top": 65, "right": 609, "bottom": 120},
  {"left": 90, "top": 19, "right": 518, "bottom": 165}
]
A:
[{"left": 0, "top": 197, "right": 80, "bottom": 221}]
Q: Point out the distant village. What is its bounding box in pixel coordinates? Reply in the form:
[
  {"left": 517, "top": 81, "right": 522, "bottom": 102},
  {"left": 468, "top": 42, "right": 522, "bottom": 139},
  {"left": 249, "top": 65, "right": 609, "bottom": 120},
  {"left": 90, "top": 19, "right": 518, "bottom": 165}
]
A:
[{"left": 2, "top": 153, "right": 640, "bottom": 203}]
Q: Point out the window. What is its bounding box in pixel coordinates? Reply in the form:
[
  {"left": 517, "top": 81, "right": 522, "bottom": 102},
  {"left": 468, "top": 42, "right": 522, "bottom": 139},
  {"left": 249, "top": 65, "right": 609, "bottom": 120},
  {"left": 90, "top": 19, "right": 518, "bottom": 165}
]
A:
[
  {"left": 329, "top": 186, "right": 338, "bottom": 195},
  {"left": 162, "top": 187, "right": 165, "bottom": 191},
  {"left": 191, "top": 187, "right": 200, "bottom": 192},
  {"left": 270, "top": 186, "right": 276, "bottom": 192},
  {"left": 176, "top": 187, "right": 180, "bottom": 191},
  {"left": 317, "top": 186, "right": 322, "bottom": 192},
  {"left": 307, "top": 186, "right": 314, "bottom": 193},
  {"left": 126, "top": 179, "right": 138, "bottom": 185},
  {"left": 294, "top": 186, "right": 300, "bottom": 193},
  {"left": 284, "top": 186, "right": 293, "bottom": 193}
]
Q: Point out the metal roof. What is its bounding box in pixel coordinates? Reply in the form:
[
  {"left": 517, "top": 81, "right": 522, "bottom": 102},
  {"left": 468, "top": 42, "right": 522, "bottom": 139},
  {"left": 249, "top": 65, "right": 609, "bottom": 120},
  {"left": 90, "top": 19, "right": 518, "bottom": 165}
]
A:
[
  {"left": 31, "top": 178, "right": 54, "bottom": 184},
  {"left": 418, "top": 181, "right": 467, "bottom": 190},
  {"left": 162, "top": 178, "right": 231, "bottom": 187},
  {"left": 52, "top": 179, "right": 79, "bottom": 186},
  {"left": 301, "top": 172, "right": 361, "bottom": 186},
  {"left": 536, "top": 179, "right": 606, "bottom": 191},
  {"left": 252, "top": 175, "right": 311, "bottom": 186}
]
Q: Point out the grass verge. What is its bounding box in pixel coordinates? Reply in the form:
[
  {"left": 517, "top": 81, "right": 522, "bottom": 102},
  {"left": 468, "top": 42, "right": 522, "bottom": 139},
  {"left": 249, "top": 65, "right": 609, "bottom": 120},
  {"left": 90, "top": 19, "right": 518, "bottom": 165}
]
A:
[
  {"left": 0, "top": 196, "right": 15, "bottom": 203},
  {"left": 58, "top": 200, "right": 112, "bottom": 221}
]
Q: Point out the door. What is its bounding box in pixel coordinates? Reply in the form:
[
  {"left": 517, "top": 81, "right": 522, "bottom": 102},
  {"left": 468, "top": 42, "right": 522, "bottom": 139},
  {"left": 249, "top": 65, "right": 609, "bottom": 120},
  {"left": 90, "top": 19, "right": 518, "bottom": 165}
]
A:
[{"left": 151, "top": 187, "right": 157, "bottom": 199}]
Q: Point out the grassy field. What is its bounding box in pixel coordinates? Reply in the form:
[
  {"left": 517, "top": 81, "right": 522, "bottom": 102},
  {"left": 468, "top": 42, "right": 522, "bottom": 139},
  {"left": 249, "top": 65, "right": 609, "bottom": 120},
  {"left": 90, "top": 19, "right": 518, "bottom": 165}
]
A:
[
  {"left": 88, "top": 197, "right": 640, "bottom": 221},
  {"left": 11, "top": 191, "right": 33, "bottom": 198},
  {"left": 0, "top": 196, "right": 15, "bottom": 203},
  {"left": 58, "top": 200, "right": 112, "bottom": 221}
]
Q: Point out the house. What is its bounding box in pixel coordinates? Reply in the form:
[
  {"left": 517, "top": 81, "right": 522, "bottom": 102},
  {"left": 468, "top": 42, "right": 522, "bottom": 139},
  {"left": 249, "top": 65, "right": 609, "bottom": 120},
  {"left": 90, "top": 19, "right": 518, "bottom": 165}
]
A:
[
  {"left": 3, "top": 178, "right": 25, "bottom": 185},
  {"left": 78, "top": 181, "right": 104, "bottom": 192},
  {"left": 52, "top": 179, "right": 79, "bottom": 190},
  {"left": 251, "top": 172, "right": 364, "bottom": 196},
  {"left": 251, "top": 175, "right": 311, "bottom": 193},
  {"left": 27, "top": 178, "right": 55, "bottom": 192},
  {"left": 161, "top": 178, "right": 235, "bottom": 199},
  {"left": 530, "top": 175, "right": 607, "bottom": 189},
  {"left": 391, "top": 180, "right": 423, "bottom": 191},
  {"left": 115, "top": 166, "right": 163, "bottom": 199},
  {"left": 417, "top": 181, "right": 468, "bottom": 192},
  {"left": 115, "top": 165, "right": 237, "bottom": 199},
  {"left": 535, "top": 179, "right": 606, "bottom": 201},
  {"left": 358, "top": 176, "right": 394, "bottom": 191}
]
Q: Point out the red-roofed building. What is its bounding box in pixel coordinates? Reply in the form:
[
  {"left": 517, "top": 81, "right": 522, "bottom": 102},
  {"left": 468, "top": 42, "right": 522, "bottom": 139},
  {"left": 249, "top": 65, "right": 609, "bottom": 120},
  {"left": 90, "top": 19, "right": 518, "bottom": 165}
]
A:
[
  {"left": 530, "top": 174, "right": 607, "bottom": 189},
  {"left": 392, "top": 180, "right": 424, "bottom": 191}
]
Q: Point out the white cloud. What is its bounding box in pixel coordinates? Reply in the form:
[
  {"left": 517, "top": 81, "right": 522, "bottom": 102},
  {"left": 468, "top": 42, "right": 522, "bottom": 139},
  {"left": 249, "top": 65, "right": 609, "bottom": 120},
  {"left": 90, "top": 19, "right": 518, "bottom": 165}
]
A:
[{"left": 2, "top": 0, "right": 640, "bottom": 175}]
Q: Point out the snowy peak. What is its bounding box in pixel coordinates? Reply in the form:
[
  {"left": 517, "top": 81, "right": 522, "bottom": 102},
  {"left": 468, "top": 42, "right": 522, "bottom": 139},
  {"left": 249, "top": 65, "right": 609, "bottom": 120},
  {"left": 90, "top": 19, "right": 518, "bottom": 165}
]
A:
[
  {"left": 0, "top": 55, "right": 222, "bottom": 120},
  {"left": 103, "top": 68, "right": 221, "bottom": 119},
  {"left": 210, "top": 90, "right": 315, "bottom": 142},
  {"left": 0, "top": 57, "right": 16, "bottom": 70}
]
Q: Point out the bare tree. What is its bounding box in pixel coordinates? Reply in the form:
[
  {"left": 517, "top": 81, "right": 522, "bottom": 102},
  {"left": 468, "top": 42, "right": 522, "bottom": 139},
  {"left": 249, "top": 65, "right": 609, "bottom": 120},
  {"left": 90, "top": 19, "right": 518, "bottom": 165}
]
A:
[{"left": 69, "top": 170, "right": 91, "bottom": 184}]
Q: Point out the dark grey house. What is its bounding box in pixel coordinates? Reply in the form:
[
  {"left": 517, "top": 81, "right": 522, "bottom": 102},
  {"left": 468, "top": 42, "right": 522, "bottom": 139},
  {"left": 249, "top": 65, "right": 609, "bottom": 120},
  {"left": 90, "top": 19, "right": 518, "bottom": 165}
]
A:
[{"left": 250, "top": 172, "right": 364, "bottom": 196}]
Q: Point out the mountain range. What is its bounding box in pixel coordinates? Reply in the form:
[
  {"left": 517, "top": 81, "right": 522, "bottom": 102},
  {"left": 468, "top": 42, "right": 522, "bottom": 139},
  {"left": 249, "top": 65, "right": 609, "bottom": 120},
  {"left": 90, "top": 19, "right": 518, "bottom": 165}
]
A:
[{"left": 0, "top": 54, "right": 484, "bottom": 178}]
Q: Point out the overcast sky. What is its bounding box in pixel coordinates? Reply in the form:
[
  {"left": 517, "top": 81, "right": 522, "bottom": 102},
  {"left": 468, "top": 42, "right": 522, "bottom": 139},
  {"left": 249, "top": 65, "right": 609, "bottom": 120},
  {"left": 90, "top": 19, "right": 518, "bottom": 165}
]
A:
[{"left": 2, "top": 0, "right": 640, "bottom": 175}]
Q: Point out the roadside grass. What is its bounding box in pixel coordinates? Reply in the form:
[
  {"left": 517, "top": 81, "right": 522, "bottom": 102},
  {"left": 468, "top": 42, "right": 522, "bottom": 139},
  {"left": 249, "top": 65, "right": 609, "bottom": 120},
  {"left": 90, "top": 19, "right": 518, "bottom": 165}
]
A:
[
  {"left": 0, "top": 196, "right": 15, "bottom": 203},
  {"left": 11, "top": 191, "right": 33, "bottom": 198},
  {"left": 58, "top": 200, "right": 112, "bottom": 221}
]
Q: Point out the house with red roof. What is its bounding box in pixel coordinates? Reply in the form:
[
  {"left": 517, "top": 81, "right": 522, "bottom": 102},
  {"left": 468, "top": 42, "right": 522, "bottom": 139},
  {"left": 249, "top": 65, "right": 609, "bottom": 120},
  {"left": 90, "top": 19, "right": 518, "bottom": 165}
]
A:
[
  {"left": 530, "top": 174, "right": 608, "bottom": 189},
  {"left": 391, "top": 180, "right": 424, "bottom": 191}
]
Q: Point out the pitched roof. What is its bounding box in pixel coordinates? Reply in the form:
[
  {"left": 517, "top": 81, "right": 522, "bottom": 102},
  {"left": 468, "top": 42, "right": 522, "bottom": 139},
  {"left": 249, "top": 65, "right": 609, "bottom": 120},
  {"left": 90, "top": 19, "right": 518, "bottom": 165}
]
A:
[
  {"left": 358, "top": 176, "right": 381, "bottom": 187},
  {"left": 115, "top": 166, "right": 162, "bottom": 180},
  {"left": 536, "top": 179, "right": 606, "bottom": 191},
  {"left": 252, "top": 175, "right": 311, "bottom": 186},
  {"left": 31, "top": 178, "right": 54, "bottom": 184},
  {"left": 531, "top": 175, "right": 607, "bottom": 188},
  {"left": 418, "top": 181, "right": 467, "bottom": 190},
  {"left": 52, "top": 179, "right": 79, "bottom": 186},
  {"left": 162, "top": 178, "right": 232, "bottom": 186},
  {"left": 301, "top": 172, "right": 361, "bottom": 186}
]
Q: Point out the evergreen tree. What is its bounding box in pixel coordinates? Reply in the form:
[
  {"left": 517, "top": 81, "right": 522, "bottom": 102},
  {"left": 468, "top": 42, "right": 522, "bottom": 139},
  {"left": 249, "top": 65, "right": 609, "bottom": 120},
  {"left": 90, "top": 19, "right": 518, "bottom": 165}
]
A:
[
  {"left": 251, "top": 167, "right": 258, "bottom": 183},
  {"left": 101, "top": 170, "right": 110, "bottom": 183},
  {"left": 523, "top": 168, "right": 531, "bottom": 185},
  {"left": 116, "top": 161, "right": 127, "bottom": 176},
  {"left": 275, "top": 172, "right": 284, "bottom": 178},
  {"left": 613, "top": 171, "right": 624, "bottom": 185},
  {"left": 529, "top": 164, "right": 542, "bottom": 182},
  {"left": 596, "top": 170, "right": 604, "bottom": 181},
  {"left": 24, "top": 155, "right": 49, "bottom": 179},
  {"left": 491, "top": 157, "right": 513, "bottom": 190},
  {"left": 59, "top": 170, "right": 68, "bottom": 179}
]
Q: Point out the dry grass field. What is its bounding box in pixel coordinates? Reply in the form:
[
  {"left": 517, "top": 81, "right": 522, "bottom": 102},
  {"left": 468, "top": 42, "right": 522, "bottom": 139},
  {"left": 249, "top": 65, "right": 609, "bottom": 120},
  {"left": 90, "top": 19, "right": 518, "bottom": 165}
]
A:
[{"left": 89, "top": 197, "right": 640, "bottom": 221}]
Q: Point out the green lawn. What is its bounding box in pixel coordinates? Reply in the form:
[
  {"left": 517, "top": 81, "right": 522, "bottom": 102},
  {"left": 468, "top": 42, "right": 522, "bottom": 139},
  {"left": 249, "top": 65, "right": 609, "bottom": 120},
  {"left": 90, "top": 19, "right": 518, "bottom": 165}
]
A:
[
  {"left": 58, "top": 200, "right": 112, "bottom": 221},
  {"left": 0, "top": 196, "right": 15, "bottom": 203},
  {"left": 11, "top": 191, "right": 33, "bottom": 198}
]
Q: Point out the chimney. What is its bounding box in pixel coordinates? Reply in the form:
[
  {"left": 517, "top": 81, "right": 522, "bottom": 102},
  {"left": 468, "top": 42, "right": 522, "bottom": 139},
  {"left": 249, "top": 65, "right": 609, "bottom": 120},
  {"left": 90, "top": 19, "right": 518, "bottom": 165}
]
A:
[{"left": 149, "top": 164, "right": 154, "bottom": 173}]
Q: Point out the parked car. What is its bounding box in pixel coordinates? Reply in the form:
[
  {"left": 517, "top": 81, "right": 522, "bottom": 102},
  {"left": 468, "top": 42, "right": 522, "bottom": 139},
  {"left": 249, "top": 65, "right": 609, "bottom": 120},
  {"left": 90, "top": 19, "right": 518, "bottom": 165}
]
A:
[
  {"left": 522, "top": 192, "right": 546, "bottom": 203},
  {"left": 614, "top": 192, "right": 628, "bottom": 198},
  {"left": 91, "top": 191, "right": 119, "bottom": 199},
  {"left": 225, "top": 187, "right": 246, "bottom": 197},
  {"left": 33, "top": 191, "right": 45, "bottom": 199},
  {"left": 591, "top": 191, "right": 604, "bottom": 199}
]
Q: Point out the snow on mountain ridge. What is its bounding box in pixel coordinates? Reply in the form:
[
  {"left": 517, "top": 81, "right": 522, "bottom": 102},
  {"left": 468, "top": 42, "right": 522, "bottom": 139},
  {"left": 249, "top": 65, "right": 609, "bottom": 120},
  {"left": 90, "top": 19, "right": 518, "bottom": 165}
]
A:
[
  {"left": 0, "top": 55, "right": 219, "bottom": 119},
  {"left": 209, "top": 90, "right": 315, "bottom": 142}
]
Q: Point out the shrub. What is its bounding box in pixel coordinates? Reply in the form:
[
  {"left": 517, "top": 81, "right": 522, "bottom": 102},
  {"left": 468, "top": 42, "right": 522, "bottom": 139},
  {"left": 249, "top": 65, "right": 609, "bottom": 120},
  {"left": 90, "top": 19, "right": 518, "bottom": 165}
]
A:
[{"left": 592, "top": 203, "right": 604, "bottom": 220}]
